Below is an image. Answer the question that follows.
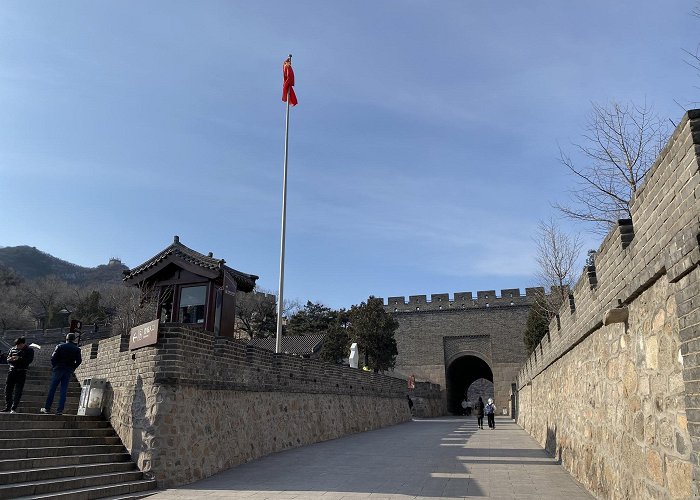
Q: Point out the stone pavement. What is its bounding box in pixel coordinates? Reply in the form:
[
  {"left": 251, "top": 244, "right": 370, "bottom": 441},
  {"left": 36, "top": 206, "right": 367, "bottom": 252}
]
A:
[{"left": 150, "top": 416, "right": 593, "bottom": 499}]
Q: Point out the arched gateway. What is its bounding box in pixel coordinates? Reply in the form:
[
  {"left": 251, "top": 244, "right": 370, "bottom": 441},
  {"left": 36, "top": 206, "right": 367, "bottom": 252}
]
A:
[
  {"left": 382, "top": 288, "right": 538, "bottom": 416},
  {"left": 446, "top": 354, "right": 493, "bottom": 414}
]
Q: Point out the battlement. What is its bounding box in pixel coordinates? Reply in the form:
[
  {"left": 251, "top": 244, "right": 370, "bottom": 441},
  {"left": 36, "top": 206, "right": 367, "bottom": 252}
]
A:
[
  {"left": 516, "top": 109, "right": 700, "bottom": 390},
  {"left": 513, "top": 109, "right": 700, "bottom": 500},
  {"left": 381, "top": 287, "right": 547, "bottom": 312}
]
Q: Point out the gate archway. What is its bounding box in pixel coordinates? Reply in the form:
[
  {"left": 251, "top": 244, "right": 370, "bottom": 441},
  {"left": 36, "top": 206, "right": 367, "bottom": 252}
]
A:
[{"left": 445, "top": 354, "right": 493, "bottom": 414}]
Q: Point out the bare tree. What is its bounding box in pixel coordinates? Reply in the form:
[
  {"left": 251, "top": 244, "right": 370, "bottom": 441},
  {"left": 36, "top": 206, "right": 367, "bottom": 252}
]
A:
[
  {"left": 24, "top": 276, "right": 75, "bottom": 330},
  {"left": 234, "top": 289, "right": 300, "bottom": 340},
  {"left": 101, "top": 282, "right": 156, "bottom": 335},
  {"left": 0, "top": 286, "right": 33, "bottom": 332},
  {"left": 533, "top": 218, "right": 583, "bottom": 317},
  {"left": 682, "top": 3, "right": 700, "bottom": 98},
  {"left": 555, "top": 101, "right": 669, "bottom": 233},
  {"left": 524, "top": 218, "right": 582, "bottom": 354}
]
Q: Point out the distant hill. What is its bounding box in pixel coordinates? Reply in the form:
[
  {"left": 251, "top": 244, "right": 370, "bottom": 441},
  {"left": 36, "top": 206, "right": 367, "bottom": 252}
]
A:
[{"left": 0, "top": 246, "right": 128, "bottom": 285}]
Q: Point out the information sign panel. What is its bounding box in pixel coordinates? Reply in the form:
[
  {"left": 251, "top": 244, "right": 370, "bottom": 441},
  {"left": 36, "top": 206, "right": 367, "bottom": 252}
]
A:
[{"left": 129, "top": 319, "right": 159, "bottom": 350}]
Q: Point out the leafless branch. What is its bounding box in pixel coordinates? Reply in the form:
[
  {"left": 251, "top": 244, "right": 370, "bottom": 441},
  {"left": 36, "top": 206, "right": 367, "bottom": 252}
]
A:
[
  {"left": 533, "top": 218, "right": 582, "bottom": 317},
  {"left": 555, "top": 101, "right": 669, "bottom": 233}
]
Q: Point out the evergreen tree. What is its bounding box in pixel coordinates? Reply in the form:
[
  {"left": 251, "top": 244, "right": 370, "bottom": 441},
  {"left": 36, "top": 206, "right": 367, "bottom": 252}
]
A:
[
  {"left": 523, "top": 300, "right": 550, "bottom": 354},
  {"left": 320, "top": 318, "right": 351, "bottom": 364},
  {"left": 286, "top": 301, "right": 336, "bottom": 336},
  {"left": 73, "top": 290, "right": 109, "bottom": 325},
  {"left": 349, "top": 297, "right": 398, "bottom": 373}
]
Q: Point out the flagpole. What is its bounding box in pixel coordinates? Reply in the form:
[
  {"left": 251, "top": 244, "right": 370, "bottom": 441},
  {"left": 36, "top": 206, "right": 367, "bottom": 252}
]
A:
[{"left": 276, "top": 54, "right": 292, "bottom": 354}]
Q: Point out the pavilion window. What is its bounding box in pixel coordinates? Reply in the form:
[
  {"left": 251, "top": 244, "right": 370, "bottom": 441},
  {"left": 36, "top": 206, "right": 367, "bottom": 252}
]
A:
[{"left": 180, "top": 285, "right": 207, "bottom": 324}]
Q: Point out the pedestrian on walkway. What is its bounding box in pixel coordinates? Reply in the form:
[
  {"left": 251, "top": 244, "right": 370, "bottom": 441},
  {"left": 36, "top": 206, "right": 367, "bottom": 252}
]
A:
[
  {"left": 2, "top": 337, "right": 35, "bottom": 413},
  {"left": 40, "top": 333, "right": 82, "bottom": 416},
  {"left": 476, "top": 396, "right": 485, "bottom": 429},
  {"left": 486, "top": 398, "right": 496, "bottom": 429}
]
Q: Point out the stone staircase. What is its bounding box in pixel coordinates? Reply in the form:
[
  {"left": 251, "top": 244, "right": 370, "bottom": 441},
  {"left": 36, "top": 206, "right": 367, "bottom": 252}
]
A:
[{"left": 0, "top": 367, "right": 156, "bottom": 499}]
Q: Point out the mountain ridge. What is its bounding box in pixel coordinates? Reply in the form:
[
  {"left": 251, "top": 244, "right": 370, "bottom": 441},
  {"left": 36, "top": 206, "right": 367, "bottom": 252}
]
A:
[{"left": 0, "top": 245, "right": 127, "bottom": 284}]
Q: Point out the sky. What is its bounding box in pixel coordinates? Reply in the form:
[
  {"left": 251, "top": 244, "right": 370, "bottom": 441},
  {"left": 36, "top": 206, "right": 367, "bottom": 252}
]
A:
[{"left": 0, "top": 1, "right": 697, "bottom": 310}]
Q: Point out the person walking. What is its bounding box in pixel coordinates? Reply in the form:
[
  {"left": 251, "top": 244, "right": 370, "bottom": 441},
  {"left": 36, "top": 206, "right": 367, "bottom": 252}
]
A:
[
  {"left": 486, "top": 398, "right": 496, "bottom": 429},
  {"left": 40, "top": 333, "right": 82, "bottom": 416},
  {"left": 2, "top": 338, "right": 35, "bottom": 413},
  {"left": 476, "top": 396, "right": 485, "bottom": 429}
]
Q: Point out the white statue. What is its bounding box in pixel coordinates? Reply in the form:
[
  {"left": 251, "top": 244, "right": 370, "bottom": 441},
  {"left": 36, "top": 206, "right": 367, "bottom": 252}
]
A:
[{"left": 349, "top": 343, "right": 359, "bottom": 368}]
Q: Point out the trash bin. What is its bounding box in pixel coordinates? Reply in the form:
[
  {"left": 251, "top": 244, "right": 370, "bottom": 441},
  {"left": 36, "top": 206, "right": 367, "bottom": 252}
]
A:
[{"left": 78, "top": 378, "right": 106, "bottom": 416}]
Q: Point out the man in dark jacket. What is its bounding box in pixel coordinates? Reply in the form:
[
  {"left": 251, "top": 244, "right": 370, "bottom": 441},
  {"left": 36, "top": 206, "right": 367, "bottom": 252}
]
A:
[
  {"left": 2, "top": 337, "right": 35, "bottom": 413},
  {"left": 40, "top": 333, "right": 82, "bottom": 416}
]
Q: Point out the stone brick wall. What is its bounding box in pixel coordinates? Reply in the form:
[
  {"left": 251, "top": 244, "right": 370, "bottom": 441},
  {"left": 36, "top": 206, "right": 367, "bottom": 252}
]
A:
[
  {"left": 76, "top": 326, "right": 419, "bottom": 488},
  {"left": 517, "top": 109, "right": 700, "bottom": 498},
  {"left": 381, "top": 298, "right": 533, "bottom": 416},
  {"left": 409, "top": 381, "right": 443, "bottom": 418}
]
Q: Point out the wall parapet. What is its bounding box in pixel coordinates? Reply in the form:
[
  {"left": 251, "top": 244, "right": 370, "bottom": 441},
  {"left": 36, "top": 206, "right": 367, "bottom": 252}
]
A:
[
  {"left": 76, "top": 326, "right": 418, "bottom": 488},
  {"left": 514, "top": 108, "right": 700, "bottom": 498},
  {"left": 517, "top": 109, "right": 700, "bottom": 391},
  {"left": 381, "top": 287, "right": 546, "bottom": 312}
]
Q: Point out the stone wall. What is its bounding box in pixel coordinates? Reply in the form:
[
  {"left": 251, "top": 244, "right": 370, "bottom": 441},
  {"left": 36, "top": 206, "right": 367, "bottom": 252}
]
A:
[
  {"left": 409, "top": 381, "right": 444, "bottom": 418},
  {"left": 76, "top": 326, "right": 415, "bottom": 488},
  {"left": 382, "top": 299, "right": 532, "bottom": 416},
  {"left": 466, "top": 378, "right": 493, "bottom": 405},
  {"left": 517, "top": 109, "right": 700, "bottom": 498}
]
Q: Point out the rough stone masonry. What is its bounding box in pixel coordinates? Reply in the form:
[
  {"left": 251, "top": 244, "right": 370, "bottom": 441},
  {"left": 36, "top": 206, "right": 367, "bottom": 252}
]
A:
[
  {"left": 76, "top": 326, "right": 441, "bottom": 488},
  {"left": 382, "top": 288, "right": 539, "bottom": 415},
  {"left": 518, "top": 109, "right": 700, "bottom": 499}
]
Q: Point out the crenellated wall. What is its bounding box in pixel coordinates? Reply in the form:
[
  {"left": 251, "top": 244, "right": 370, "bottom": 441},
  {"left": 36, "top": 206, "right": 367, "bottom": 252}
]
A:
[
  {"left": 76, "top": 326, "right": 436, "bottom": 488},
  {"left": 383, "top": 287, "right": 543, "bottom": 312},
  {"left": 380, "top": 288, "right": 539, "bottom": 417},
  {"left": 517, "top": 109, "right": 700, "bottom": 499}
]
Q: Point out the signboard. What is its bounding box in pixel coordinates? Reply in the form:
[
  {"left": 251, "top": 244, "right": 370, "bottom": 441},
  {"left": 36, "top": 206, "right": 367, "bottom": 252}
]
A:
[{"left": 129, "top": 319, "right": 159, "bottom": 350}]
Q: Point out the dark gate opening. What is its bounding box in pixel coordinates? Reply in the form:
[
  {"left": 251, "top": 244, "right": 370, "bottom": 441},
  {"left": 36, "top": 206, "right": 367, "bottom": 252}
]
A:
[{"left": 446, "top": 355, "right": 493, "bottom": 415}]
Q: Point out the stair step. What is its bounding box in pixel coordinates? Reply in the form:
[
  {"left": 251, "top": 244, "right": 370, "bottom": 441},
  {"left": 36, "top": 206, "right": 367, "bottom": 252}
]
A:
[
  {"left": 0, "top": 453, "right": 133, "bottom": 472},
  {"left": 0, "top": 461, "right": 136, "bottom": 485},
  {"left": 4, "top": 389, "right": 81, "bottom": 397},
  {"left": 11, "top": 478, "right": 156, "bottom": 500},
  {"left": 0, "top": 427, "right": 115, "bottom": 439},
  {"left": 0, "top": 435, "right": 122, "bottom": 448},
  {"left": 0, "top": 419, "right": 111, "bottom": 430},
  {"left": 8, "top": 394, "right": 81, "bottom": 401},
  {"left": 0, "top": 444, "right": 126, "bottom": 460},
  {"left": 0, "top": 372, "right": 155, "bottom": 499},
  {"left": 0, "top": 470, "right": 146, "bottom": 498},
  {"left": 102, "top": 494, "right": 157, "bottom": 500},
  {"left": 0, "top": 414, "right": 102, "bottom": 423},
  {"left": 2, "top": 407, "right": 81, "bottom": 416}
]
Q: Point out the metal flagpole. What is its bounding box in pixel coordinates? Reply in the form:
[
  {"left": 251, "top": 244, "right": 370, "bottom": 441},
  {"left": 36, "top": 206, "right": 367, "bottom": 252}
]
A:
[{"left": 276, "top": 54, "right": 292, "bottom": 354}]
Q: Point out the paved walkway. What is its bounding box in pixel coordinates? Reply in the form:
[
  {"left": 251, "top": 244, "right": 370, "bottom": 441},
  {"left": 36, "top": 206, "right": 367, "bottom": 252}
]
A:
[{"left": 150, "top": 416, "right": 593, "bottom": 499}]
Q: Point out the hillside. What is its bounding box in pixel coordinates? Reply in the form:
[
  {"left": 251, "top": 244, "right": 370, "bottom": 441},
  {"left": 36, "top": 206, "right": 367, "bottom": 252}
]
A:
[{"left": 0, "top": 245, "right": 127, "bottom": 284}]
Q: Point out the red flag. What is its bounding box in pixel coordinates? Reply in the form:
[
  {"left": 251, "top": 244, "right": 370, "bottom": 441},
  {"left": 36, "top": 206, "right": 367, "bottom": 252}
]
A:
[{"left": 282, "top": 58, "right": 298, "bottom": 106}]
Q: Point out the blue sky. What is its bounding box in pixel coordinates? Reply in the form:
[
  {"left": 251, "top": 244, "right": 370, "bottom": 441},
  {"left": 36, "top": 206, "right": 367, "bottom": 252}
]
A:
[{"left": 0, "top": 1, "right": 697, "bottom": 309}]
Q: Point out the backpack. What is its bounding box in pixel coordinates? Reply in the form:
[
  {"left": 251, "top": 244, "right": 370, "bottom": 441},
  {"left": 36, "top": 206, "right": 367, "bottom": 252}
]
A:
[{"left": 485, "top": 403, "right": 495, "bottom": 415}]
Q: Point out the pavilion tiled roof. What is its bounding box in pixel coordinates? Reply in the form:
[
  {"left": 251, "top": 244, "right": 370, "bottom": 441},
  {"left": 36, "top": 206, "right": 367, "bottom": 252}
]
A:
[
  {"left": 122, "top": 236, "right": 258, "bottom": 292},
  {"left": 249, "top": 334, "right": 325, "bottom": 356}
]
